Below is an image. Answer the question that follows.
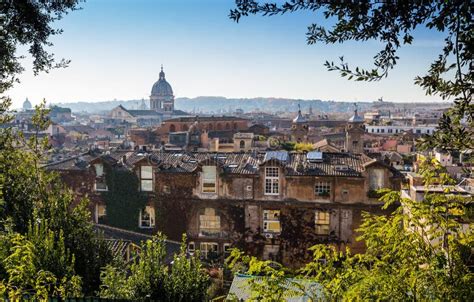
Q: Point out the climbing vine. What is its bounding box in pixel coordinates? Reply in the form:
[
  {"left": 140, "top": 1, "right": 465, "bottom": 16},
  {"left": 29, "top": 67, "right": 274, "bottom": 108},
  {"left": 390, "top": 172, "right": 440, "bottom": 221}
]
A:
[{"left": 101, "top": 166, "right": 148, "bottom": 231}]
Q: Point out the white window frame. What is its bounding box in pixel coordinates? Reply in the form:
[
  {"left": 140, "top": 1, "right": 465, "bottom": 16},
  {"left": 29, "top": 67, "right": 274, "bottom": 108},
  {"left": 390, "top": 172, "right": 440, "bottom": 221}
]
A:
[
  {"left": 139, "top": 206, "right": 155, "bottom": 229},
  {"left": 140, "top": 165, "right": 153, "bottom": 192},
  {"left": 264, "top": 167, "right": 279, "bottom": 195},
  {"left": 94, "top": 163, "right": 108, "bottom": 191},
  {"left": 188, "top": 242, "right": 195, "bottom": 253},
  {"left": 315, "top": 210, "right": 330, "bottom": 235},
  {"left": 202, "top": 166, "right": 217, "bottom": 193},
  {"left": 223, "top": 243, "right": 231, "bottom": 256},
  {"left": 314, "top": 181, "right": 331, "bottom": 197},
  {"left": 200, "top": 242, "right": 218, "bottom": 258},
  {"left": 263, "top": 210, "right": 281, "bottom": 233}
]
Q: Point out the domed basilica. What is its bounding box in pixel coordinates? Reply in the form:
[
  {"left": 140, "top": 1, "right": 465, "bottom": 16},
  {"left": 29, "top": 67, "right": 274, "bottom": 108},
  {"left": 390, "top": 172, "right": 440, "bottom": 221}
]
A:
[{"left": 150, "top": 65, "right": 174, "bottom": 113}]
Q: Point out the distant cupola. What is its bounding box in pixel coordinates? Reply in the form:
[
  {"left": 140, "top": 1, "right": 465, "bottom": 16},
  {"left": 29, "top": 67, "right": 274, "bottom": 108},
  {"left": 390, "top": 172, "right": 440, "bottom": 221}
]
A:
[
  {"left": 22, "top": 98, "right": 32, "bottom": 110},
  {"left": 150, "top": 65, "right": 175, "bottom": 113}
]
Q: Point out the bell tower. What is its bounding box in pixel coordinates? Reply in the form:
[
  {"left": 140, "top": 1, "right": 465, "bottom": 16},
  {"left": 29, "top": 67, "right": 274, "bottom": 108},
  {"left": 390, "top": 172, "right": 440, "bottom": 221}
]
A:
[{"left": 345, "top": 103, "right": 365, "bottom": 153}]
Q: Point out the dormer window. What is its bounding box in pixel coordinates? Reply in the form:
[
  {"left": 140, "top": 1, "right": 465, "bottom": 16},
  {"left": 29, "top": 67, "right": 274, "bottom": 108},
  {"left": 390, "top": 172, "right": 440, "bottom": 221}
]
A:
[
  {"left": 202, "top": 166, "right": 217, "bottom": 193},
  {"left": 94, "top": 163, "right": 107, "bottom": 191},
  {"left": 264, "top": 167, "right": 279, "bottom": 195},
  {"left": 140, "top": 165, "right": 153, "bottom": 192}
]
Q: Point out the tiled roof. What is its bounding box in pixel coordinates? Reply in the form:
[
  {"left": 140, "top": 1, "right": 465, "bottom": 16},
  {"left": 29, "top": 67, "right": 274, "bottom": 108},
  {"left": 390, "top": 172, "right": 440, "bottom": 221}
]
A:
[
  {"left": 228, "top": 274, "right": 323, "bottom": 302},
  {"left": 45, "top": 149, "right": 382, "bottom": 177},
  {"left": 164, "top": 116, "right": 248, "bottom": 123},
  {"left": 95, "top": 224, "right": 181, "bottom": 264}
]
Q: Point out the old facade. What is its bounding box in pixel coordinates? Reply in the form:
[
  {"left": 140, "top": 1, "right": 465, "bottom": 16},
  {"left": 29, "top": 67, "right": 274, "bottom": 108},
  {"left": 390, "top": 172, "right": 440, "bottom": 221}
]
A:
[{"left": 45, "top": 149, "right": 403, "bottom": 266}]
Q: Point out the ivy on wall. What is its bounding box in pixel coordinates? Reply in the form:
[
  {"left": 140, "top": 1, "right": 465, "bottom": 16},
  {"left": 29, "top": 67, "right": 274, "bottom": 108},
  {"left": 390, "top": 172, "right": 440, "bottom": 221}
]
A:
[{"left": 101, "top": 166, "right": 148, "bottom": 231}]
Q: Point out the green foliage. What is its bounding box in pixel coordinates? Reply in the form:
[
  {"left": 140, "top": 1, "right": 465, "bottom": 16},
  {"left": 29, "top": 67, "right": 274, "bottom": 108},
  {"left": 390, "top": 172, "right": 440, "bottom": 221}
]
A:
[
  {"left": 230, "top": 1, "right": 473, "bottom": 152},
  {"left": 166, "top": 235, "right": 210, "bottom": 301},
  {"left": 0, "top": 100, "right": 113, "bottom": 297},
  {"left": 227, "top": 159, "right": 473, "bottom": 301},
  {"left": 0, "top": 226, "right": 81, "bottom": 300},
  {"left": 0, "top": 0, "right": 81, "bottom": 93},
  {"left": 277, "top": 142, "right": 314, "bottom": 152},
  {"left": 102, "top": 168, "right": 148, "bottom": 231},
  {"left": 100, "top": 234, "right": 210, "bottom": 301},
  {"left": 280, "top": 141, "right": 295, "bottom": 151},
  {"left": 294, "top": 143, "right": 314, "bottom": 152}
]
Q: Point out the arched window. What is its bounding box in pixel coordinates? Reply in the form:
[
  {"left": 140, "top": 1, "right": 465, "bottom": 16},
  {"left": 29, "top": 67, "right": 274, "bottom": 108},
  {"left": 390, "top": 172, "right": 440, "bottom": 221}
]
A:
[
  {"left": 217, "top": 123, "right": 222, "bottom": 130},
  {"left": 233, "top": 122, "right": 237, "bottom": 130},
  {"left": 240, "top": 140, "right": 245, "bottom": 149},
  {"left": 225, "top": 123, "right": 230, "bottom": 130},
  {"left": 208, "top": 123, "right": 214, "bottom": 131},
  {"left": 169, "top": 124, "right": 176, "bottom": 132},
  {"left": 182, "top": 124, "right": 188, "bottom": 131}
]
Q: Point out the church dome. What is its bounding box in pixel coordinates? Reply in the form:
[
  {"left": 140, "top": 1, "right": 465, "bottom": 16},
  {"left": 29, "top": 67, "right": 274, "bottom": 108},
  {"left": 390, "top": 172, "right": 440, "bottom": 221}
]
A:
[
  {"left": 151, "top": 66, "right": 173, "bottom": 96},
  {"left": 23, "top": 98, "right": 32, "bottom": 110}
]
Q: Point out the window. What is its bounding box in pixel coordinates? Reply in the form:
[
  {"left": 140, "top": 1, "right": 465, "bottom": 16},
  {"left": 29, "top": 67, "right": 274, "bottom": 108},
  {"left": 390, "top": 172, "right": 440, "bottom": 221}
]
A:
[
  {"left": 200, "top": 242, "right": 218, "bottom": 258},
  {"left": 388, "top": 129, "right": 393, "bottom": 133},
  {"left": 223, "top": 243, "right": 232, "bottom": 256},
  {"left": 188, "top": 242, "right": 195, "bottom": 253},
  {"left": 199, "top": 208, "right": 221, "bottom": 236},
  {"left": 96, "top": 204, "right": 106, "bottom": 223},
  {"left": 240, "top": 140, "right": 245, "bottom": 149},
  {"left": 202, "top": 166, "right": 217, "bottom": 193},
  {"left": 139, "top": 206, "right": 155, "bottom": 228},
  {"left": 263, "top": 210, "right": 281, "bottom": 233},
  {"left": 315, "top": 181, "right": 331, "bottom": 197},
  {"left": 140, "top": 166, "right": 153, "bottom": 191},
  {"left": 94, "top": 163, "right": 104, "bottom": 176},
  {"left": 315, "top": 210, "right": 330, "bottom": 235},
  {"left": 369, "top": 169, "right": 384, "bottom": 190},
  {"left": 94, "top": 163, "right": 107, "bottom": 191},
  {"left": 264, "top": 167, "right": 279, "bottom": 195}
]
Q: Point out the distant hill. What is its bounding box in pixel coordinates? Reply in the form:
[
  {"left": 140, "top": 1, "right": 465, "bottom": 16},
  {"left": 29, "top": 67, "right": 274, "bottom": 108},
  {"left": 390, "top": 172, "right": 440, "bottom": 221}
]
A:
[
  {"left": 54, "top": 97, "right": 374, "bottom": 114},
  {"left": 54, "top": 96, "right": 449, "bottom": 114}
]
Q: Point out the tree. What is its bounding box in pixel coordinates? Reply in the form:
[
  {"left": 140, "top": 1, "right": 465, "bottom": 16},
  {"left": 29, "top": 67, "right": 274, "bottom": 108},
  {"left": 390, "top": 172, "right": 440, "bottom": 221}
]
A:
[
  {"left": 0, "top": 223, "right": 82, "bottom": 300},
  {"left": 0, "top": 102, "right": 113, "bottom": 296},
  {"left": 0, "top": 0, "right": 81, "bottom": 93},
  {"left": 230, "top": 0, "right": 473, "bottom": 151},
  {"left": 100, "top": 234, "right": 210, "bottom": 301},
  {"left": 227, "top": 159, "right": 473, "bottom": 300}
]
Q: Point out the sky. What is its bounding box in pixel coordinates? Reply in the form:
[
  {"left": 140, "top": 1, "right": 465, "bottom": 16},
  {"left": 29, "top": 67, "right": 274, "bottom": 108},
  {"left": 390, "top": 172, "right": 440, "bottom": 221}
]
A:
[{"left": 7, "top": 0, "right": 449, "bottom": 109}]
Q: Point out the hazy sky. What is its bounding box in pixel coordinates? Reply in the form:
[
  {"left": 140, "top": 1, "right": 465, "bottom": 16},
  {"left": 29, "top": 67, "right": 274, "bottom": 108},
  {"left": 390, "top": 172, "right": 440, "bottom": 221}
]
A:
[{"left": 8, "top": 0, "right": 448, "bottom": 109}]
